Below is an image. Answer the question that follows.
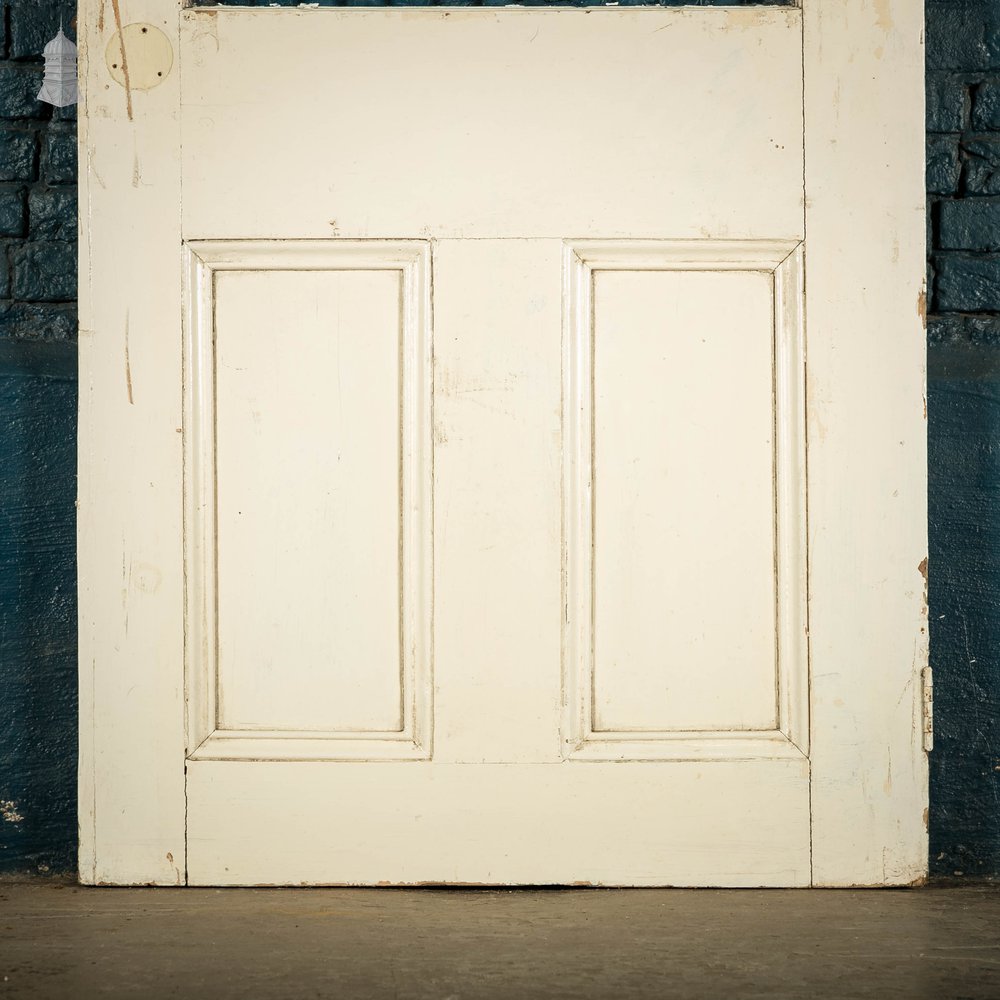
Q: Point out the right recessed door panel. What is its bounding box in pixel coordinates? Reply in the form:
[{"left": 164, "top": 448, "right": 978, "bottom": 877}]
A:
[
  {"left": 564, "top": 241, "right": 807, "bottom": 761},
  {"left": 592, "top": 267, "right": 778, "bottom": 734}
]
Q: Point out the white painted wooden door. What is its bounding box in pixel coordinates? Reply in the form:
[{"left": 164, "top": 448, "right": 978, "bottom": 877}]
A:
[{"left": 79, "top": 1, "right": 929, "bottom": 886}]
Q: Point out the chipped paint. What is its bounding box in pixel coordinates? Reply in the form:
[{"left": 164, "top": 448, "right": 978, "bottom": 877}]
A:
[
  {"left": 872, "top": 0, "right": 893, "bottom": 34},
  {"left": 1, "top": 800, "right": 25, "bottom": 824},
  {"left": 727, "top": 6, "right": 792, "bottom": 31},
  {"left": 187, "top": 6, "right": 221, "bottom": 74},
  {"left": 124, "top": 310, "right": 134, "bottom": 405},
  {"left": 133, "top": 564, "right": 163, "bottom": 594},
  {"left": 108, "top": 0, "right": 133, "bottom": 121}
]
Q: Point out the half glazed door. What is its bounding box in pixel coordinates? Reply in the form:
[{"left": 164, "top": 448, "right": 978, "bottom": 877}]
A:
[{"left": 79, "top": 0, "right": 929, "bottom": 886}]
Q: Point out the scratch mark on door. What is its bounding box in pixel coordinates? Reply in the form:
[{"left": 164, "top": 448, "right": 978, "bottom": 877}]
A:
[
  {"left": 110, "top": 0, "right": 133, "bottom": 121},
  {"left": 125, "top": 311, "right": 134, "bottom": 405}
]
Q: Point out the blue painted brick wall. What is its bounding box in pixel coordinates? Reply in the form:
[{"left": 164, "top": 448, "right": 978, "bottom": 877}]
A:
[
  {"left": 928, "top": 0, "right": 1000, "bottom": 329},
  {"left": 927, "top": 0, "right": 1000, "bottom": 879},
  {"left": 0, "top": 1, "right": 76, "bottom": 354},
  {"left": 0, "top": 0, "right": 77, "bottom": 875}
]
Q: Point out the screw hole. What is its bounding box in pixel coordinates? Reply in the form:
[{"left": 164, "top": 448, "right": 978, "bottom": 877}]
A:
[
  {"left": 111, "top": 63, "right": 118, "bottom": 69},
  {"left": 141, "top": 26, "right": 148, "bottom": 33}
]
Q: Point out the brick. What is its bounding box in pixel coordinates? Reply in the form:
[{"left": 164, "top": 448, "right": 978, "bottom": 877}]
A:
[
  {"left": 0, "top": 187, "right": 26, "bottom": 237},
  {"left": 928, "top": 74, "right": 968, "bottom": 133},
  {"left": 7, "top": 1, "right": 77, "bottom": 61},
  {"left": 0, "top": 64, "right": 42, "bottom": 118},
  {"left": 928, "top": 136, "right": 961, "bottom": 195},
  {"left": 936, "top": 254, "right": 1000, "bottom": 311},
  {"left": 0, "top": 127, "right": 35, "bottom": 181},
  {"left": 927, "top": 0, "right": 1000, "bottom": 72},
  {"left": 29, "top": 188, "right": 75, "bottom": 241},
  {"left": 50, "top": 102, "right": 76, "bottom": 125},
  {"left": 0, "top": 301, "right": 77, "bottom": 341},
  {"left": 10, "top": 242, "right": 76, "bottom": 302},
  {"left": 940, "top": 199, "right": 1000, "bottom": 251},
  {"left": 959, "top": 314, "right": 1000, "bottom": 345},
  {"left": 972, "top": 81, "right": 1000, "bottom": 131},
  {"left": 928, "top": 313, "right": 1000, "bottom": 347},
  {"left": 44, "top": 130, "right": 75, "bottom": 184},
  {"left": 928, "top": 314, "right": 965, "bottom": 347},
  {"left": 964, "top": 138, "right": 1000, "bottom": 195}
]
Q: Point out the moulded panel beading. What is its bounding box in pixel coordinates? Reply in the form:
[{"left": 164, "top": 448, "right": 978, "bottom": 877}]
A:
[
  {"left": 183, "top": 240, "right": 433, "bottom": 762},
  {"left": 561, "top": 240, "right": 808, "bottom": 762}
]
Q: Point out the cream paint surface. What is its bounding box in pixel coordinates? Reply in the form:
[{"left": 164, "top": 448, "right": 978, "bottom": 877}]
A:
[
  {"left": 106, "top": 23, "right": 173, "bottom": 92},
  {"left": 592, "top": 270, "right": 777, "bottom": 733},
  {"left": 431, "top": 240, "right": 564, "bottom": 764},
  {"left": 214, "top": 270, "right": 403, "bottom": 733},
  {"left": 79, "top": 0, "right": 187, "bottom": 886},
  {"left": 186, "top": 759, "right": 811, "bottom": 887},
  {"left": 560, "top": 240, "right": 808, "bottom": 764},
  {"left": 79, "top": 1, "right": 927, "bottom": 887},
  {"left": 179, "top": 9, "right": 803, "bottom": 241},
  {"left": 803, "top": 1, "right": 929, "bottom": 886},
  {"left": 183, "top": 240, "right": 433, "bottom": 763}
]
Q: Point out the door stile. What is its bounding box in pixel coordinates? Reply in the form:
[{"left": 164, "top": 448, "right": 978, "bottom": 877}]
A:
[
  {"left": 78, "top": 0, "right": 187, "bottom": 884},
  {"left": 803, "top": 0, "right": 928, "bottom": 886}
]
